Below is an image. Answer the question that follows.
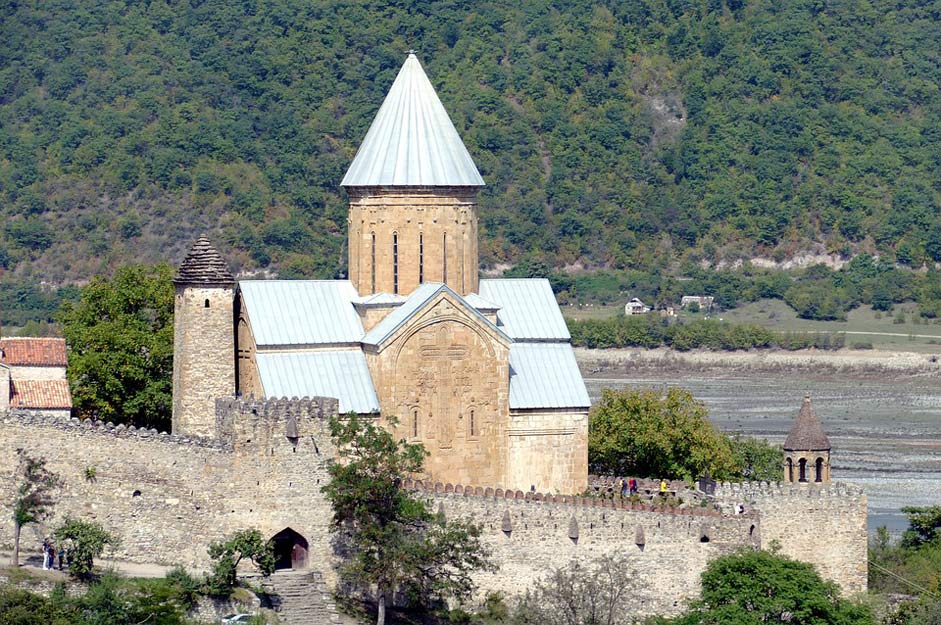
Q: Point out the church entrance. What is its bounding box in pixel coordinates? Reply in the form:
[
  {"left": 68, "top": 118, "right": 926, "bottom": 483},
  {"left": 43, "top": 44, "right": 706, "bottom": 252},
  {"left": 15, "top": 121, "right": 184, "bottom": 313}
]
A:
[{"left": 270, "top": 528, "right": 308, "bottom": 570}]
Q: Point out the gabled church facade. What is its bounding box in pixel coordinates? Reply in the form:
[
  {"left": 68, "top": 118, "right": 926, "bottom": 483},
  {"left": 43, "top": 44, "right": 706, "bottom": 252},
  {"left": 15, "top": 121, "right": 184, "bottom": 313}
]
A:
[{"left": 172, "top": 54, "right": 590, "bottom": 494}]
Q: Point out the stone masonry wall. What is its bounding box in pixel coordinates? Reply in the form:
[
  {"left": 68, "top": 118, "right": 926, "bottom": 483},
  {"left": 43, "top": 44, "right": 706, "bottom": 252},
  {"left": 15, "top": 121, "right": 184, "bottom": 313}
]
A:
[
  {"left": 366, "top": 294, "right": 513, "bottom": 489},
  {"left": 0, "top": 399, "right": 338, "bottom": 573},
  {"left": 416, "top": 481, "right": 758, "bottom": 617},
  {"left": 0, "top": 401, "right": 866, "bottom": 617},
  {"left": 172, "top": 286, "right": 236, "bottom": 437},
  {"left": 506, "top": 409, "right": 588, "bottom": 494},
  {"left": 347, "top": 186, "right": 479, "bottom": 296},
  {"left": 716, "top": 481, "right": 868, "bottom": 596}
]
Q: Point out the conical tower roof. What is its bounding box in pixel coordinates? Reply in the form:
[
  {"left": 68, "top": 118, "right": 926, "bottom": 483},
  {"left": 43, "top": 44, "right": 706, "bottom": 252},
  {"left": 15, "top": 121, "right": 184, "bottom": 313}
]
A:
[
  {"left": 174, "top": 236, "right": 234, "bottom": 287},
  {"left": 783, "top": 395, "right": 831, "bottom": 451},
  {"left": 341, "top": 53, "right": 485, "bottom": 187}
]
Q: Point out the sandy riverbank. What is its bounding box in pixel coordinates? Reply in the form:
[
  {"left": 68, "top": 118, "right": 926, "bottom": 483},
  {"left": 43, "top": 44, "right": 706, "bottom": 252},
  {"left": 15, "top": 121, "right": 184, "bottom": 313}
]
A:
[{"left": 575, "top": 346, "right": 941, "bottom": 378}]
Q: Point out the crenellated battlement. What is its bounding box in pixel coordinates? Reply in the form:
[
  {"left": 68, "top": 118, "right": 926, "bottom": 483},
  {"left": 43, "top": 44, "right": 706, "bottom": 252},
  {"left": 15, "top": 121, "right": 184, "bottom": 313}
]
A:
[
  {"left": 1, "top": 409, "right": 228, "bottom": 449},
  {"left": 214, "top": 395, "right": 339, "bottom": 446},
  {"left": 715, "top": 480, "right": 864, "bottom": 500},
  {"left": 402, "top": 478, "right": 740, "bottom": 519}
]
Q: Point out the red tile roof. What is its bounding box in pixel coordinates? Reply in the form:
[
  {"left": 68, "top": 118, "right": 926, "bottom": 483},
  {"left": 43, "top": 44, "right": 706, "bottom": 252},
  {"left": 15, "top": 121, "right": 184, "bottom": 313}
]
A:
[
  {"left": 0, "top": 338, "right": 68, "bottom": 367},
  {"left": 10, "top": 379, "right": 73, "bottom": 409}
]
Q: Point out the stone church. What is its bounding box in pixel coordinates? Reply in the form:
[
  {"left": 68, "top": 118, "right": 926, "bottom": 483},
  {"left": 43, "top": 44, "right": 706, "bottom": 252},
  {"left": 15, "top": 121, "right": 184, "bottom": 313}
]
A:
[{"left": 172, "top": 54, "right": 590, "bottom": 494}]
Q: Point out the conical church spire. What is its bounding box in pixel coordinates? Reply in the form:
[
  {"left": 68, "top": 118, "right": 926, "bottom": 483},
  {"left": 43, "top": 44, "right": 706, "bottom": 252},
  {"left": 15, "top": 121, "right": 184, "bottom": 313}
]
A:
[
  {"left": 341, "top": 53, "right": 485, "bottom": 187},
  {"left": 784, "top": 394, "right": 831, "bottom": 451},
  {"left": 174, "top": 236, "right": 234, "bottom": 287}
]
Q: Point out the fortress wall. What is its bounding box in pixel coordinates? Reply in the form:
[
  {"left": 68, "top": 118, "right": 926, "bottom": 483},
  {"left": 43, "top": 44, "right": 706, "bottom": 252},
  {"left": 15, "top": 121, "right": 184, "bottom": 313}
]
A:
[
  {"left": 0, "top": 403, "right": 866, "bottom": 617},
  {"left": 0, "top": 412, "right": 233, "bottom": 567},
  {"left": 716, "top": 482, "right": 868, "bottom": 595},
  {"left": 0, "top": 399, "right": 339, "bottom": 573},
  {"left": 418, "top": 483, "right": 758, "bottom": 617}
]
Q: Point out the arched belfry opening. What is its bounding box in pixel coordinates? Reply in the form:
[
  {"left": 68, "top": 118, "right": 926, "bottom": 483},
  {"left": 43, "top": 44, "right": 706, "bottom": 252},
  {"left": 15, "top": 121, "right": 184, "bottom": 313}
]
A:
[
  {"left": 270, "top": 528, "right": 309, "bottom": 570},
  {"left": 782, "top": 395, "right": 832, "bottom": 484}
]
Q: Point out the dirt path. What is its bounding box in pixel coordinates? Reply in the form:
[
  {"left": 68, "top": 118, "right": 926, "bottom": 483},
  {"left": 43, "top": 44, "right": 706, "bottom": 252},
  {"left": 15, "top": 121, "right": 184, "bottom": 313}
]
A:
[
  {"left": 809, "top": 330, "right": 941, "bottom": 339},
  {"left": 1, "top": 551, "right": 177, "bottom": 578}
]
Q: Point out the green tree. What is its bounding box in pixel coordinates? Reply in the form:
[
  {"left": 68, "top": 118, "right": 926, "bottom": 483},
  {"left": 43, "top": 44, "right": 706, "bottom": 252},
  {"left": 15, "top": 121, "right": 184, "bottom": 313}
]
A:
[
  {"left": 10, "top": 449, "right": 59, "bottom": 567},
  {"left": 322, "top": 414, "right": 493, "bottom": 625},
  {"left": 900, "top": 506, "right": 941, "bottom": 550},
  {"left": 57, "top": 264, "right": 174, "bottom": 429},
  {"left": 205, "top": 528, "right": 276, "bottom": 597},
  {"left": 588, "top": 388, "right": 738, "bottom": 481},
  {"left": 54, "top": 517, "right": 118, "bottom": 580},
  {"left": 660, "top": 550, "right": 874, "bottom": 625},
  {"left": 729, "top": 435, "right": 784, "bottom": 483}
]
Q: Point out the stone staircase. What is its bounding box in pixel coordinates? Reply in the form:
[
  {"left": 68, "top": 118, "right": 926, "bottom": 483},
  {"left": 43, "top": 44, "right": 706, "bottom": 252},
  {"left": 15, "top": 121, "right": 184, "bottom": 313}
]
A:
[{"left": 260, "top": 569, "right": 342, "bottom": 625}]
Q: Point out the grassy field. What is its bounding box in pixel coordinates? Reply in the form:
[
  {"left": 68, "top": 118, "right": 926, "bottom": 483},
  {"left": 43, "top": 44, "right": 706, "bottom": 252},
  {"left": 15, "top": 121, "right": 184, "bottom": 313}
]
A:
[
  {"left": 560, "top": 303, "right": 626, "bottom": 321},
  {"left": 565, "top": 298, "right": 941, "bottom": 353}
]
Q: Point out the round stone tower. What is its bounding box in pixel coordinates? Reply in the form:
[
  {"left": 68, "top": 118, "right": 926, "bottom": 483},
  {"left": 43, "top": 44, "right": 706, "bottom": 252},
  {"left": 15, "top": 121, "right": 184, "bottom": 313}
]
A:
[
  {"left": 171, "top": 236, "right": 235, "bottom": 437},
  {"left": 783, "top": 394, "right": 832, "bottom": 484},
  {"left": 342, "top": 53, "right": 485, "bottom": 297}
]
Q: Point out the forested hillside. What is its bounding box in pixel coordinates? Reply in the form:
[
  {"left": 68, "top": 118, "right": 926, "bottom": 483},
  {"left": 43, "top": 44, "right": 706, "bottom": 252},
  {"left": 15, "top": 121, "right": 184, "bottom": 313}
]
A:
[{"left": 2, "top": 0, "right": 941, "bottom": 298}]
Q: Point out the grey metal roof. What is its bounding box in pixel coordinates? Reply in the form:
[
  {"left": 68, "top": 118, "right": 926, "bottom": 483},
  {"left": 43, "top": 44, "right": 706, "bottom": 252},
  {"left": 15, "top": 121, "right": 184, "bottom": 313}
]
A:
[
  {"left": 256, "top": 350, "right": 380, "bottom": 414},
  {"left": 341, "top": 53, "right": 485, "bottom": 187},
  {"left": 362, "top": 282, "right": 508, "bottom": 347},
  {"left": 464, "top": 292, "right": 500, "bottom": 311},
  {"left": 509, "top": 343, "right": 590, "bottom": 410},
  {"left": 352, "top": 292, "right": 408, "bottom": 307},
  {"left": 478, "top": 279, "right": 570, "bottom": 341},
  {"left": 239, "top": 281, "right": 364, "bottom": 347}
]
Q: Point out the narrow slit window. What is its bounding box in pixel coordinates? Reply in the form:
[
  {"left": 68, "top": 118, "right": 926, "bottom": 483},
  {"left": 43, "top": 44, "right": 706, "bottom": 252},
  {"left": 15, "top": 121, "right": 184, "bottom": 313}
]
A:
[
  {"left": 204, "top": 299, "right": 210, "bottom": 308},
  {"left": 370, "top": 232, "right": 376, "bottom": 293},
  {"left": 411, "top": 408, "right": 419, "bottom": 438},
  {"left": 469, "top": 409, "right": 476, "bottom": 437},
  {"left": 392, "top": 232, "right": 399, "bottom": 294},
  {"left": 443, "top": 233, "right": 448, "bottom": 283},
  {"left": 419, "top": 233, "right": 424, "bottom": 283}
]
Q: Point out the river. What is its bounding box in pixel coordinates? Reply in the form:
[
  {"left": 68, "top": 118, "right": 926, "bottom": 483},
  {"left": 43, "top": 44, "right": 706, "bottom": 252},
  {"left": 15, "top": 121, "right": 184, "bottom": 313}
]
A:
[{"left": 583, "top": 363, "right": 941, "bottom": 534}]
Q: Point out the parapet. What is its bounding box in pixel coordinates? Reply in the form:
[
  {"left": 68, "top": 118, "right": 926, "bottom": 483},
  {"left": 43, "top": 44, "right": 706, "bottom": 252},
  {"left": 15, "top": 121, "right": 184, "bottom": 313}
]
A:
[
  {"left": 402, "top": 479, "right": 739, "bottom": 519},
  {"left": 2, "top": 409, "right": 229, "bottom": 450},
  {"left": 715, "top": 480, "right": 864, "bottom": 501},
  {"left": 214, "top": 395, "right": 340, "bottom": 444}
]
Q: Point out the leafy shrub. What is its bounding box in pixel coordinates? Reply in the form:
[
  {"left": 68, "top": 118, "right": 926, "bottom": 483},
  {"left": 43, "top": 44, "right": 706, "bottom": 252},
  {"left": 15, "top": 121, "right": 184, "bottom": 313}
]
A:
[{"left": 54, "top": 517, "right": 119, "bottom": 580}]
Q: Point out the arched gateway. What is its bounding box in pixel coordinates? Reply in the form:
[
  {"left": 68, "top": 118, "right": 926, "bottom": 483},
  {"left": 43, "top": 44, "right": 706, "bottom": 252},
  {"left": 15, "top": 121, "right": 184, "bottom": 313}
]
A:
[{"left": 270, "top": 528, "right": 308, "bottom": 570}]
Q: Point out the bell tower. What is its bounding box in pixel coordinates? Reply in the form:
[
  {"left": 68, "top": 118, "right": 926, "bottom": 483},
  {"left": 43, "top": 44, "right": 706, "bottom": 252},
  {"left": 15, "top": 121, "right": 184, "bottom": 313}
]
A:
[
  {"left": 783, "top": 394, "right": 832, "bottom": 484},
  {"left": 342, "top": 53, "right": 485, "bottom": 297}
]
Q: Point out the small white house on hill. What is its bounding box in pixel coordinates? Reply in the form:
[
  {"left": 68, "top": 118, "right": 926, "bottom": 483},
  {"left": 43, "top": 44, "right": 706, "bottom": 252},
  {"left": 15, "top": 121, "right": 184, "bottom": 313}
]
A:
[{"left": 625, "top": 298, "right": 650, "bottom": 315}]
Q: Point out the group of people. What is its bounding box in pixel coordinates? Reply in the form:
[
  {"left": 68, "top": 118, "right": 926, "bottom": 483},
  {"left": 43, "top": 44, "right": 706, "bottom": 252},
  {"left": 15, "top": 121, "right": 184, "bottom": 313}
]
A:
[
  {"left": 618, "top": 478, "right": 640, "bottom": 497},
  {"left": 41, "top": 538, "right": 65, "bottom": 571},
  {"left": 618, "top": 478, "right": 671, "bottom": 498}
]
